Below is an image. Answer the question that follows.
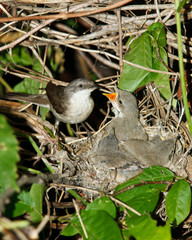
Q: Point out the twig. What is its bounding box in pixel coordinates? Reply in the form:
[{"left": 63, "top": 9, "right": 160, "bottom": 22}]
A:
[
  {"left": 36, "top": 215, "right": 50, "bottom": 235},
  {"left": 73, "top": 199, "right": 88, "bottom": 239},
  {"left": 0, "top": 19, "right": 55, "bottom": 52},
  {"left": 117, "top": 9, "right": 123, "bottom": 74},
  {"left": 0, "top": 0, "right": 134, "bottom": 23},
  {"left": 154, "top": 0, "right": 163, "bottom": 22},
  {"left": 109, "top": 196, "right": 141, "bottom": 216},
  {"left": 65, "top": 44, "right": 180, "bottom": 75}
]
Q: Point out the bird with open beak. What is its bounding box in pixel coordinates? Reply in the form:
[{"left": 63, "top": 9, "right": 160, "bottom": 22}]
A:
[
  {"left": 88, "top": 88, "right": 175, "bottom": 182},
  {"left": 103, "top": 89, "right": 148, "bottom": 141},
  {"left": 102, "top": 89, "right": 174, "bottom": 165}
]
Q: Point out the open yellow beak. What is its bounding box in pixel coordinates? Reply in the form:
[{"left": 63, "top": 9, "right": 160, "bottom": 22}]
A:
[{"left": 103, "top": 92, "right": 117, "bottom": 101}]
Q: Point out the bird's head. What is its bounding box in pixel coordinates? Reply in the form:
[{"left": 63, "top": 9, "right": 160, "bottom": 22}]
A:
[{"left": 103, "top": 89, "right": 138, "bottom": 118}]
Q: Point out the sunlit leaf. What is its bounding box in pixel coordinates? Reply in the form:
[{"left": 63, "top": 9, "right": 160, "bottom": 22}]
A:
[
  {"left": 127, "top": 214, "right": 171, "bottom": 240},
  {"left": 166, "top": 179, "right": 191, "bottom": 226},
  {"left": 29, "top": 183, "right": 45, "bottom": 222}
]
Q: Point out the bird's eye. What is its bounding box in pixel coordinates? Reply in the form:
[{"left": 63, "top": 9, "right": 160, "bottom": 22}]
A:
[
  {"left": 78, "top": 84, "right": 83, "bottom": 88},
  {"left": 119, "top": 99, "right": 123, "bottom": 104}
]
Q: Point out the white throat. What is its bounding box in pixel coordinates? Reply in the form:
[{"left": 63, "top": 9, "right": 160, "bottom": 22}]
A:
[
  {"left": 70, "top": 89, "right": 92, "bottom": 104},
  {"left": 111, "top": 102, "right": 124, "bottom": 118}
]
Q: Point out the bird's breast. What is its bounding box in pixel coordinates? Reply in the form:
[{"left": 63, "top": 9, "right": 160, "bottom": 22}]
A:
[{"left": 51, "top": 97, "right": 94, "bottom": 124}]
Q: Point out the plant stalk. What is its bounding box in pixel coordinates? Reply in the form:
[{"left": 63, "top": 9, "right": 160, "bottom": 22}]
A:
[{"left": 175, "top": 0, "right": 192, "bottom": 136}]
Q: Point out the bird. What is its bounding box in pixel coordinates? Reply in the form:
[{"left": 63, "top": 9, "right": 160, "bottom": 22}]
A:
[
  {"left": 103, "top": 89, "right": 174, "bottom": 165},
  {"left": 88, "top": 88, "right": 175, "bottom": 182},
  {"left": 119, "top": 136, "right": 174, "bottom": 167},
  {"left": 89, "top": 127, "right": 174, "bottom": 182},
  {"left": 103, "top": 89, "right": 148, "bottom": 141},
  {"left": 4, "top": 78, "right": 97, "bottom": 124},
  {"left": 89, "top": 129, "right": 143, "bottom": 182}
]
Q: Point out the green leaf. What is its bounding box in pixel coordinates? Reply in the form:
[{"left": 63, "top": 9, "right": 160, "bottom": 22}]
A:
[
  {"left": 127, "top": 214, "right": 171, "bottom": 240},
  {"left": 13, "top": 58, "right": 48, "bottom": 120},
  {"left": 5, "top": 47, "right": 22, "bottom": 65},
  {"left": 0, "top": 115, "right": 19, "bottom": 193},
  {"left": 115, "top": 185, "right": 162, "bottom": 216},
  {"left": 49, "top": 46, "right": 61, "bottom": 72},
  {"left": 119, "top": 23, "right": 171, "bottom": 100},
  {"left": 62, "top": 210, "right": 123, "bottom": 240},
  {"left": 12, "top": 202, "right": 31, "bottom": 218},
  {"left": 147, "top": 22, "right": 166, "bottom": 47},
  {"left": 3, "top": 47, "right": 33, "bottom": 66},
  {"left": 29, "top": 183, "right": 45, "bottom": 222},
  {"left": 11, "top": 190, "right": 35, "bottom": 217},
  {"left": 14, "top": 77, "right": 42, "bottom": 94},
  {"left": 61, "top": 222, "right": 79, "bottom": 236},
  {"left": 65, "top": 19, "right": 80, "bottom": 30},
  {"left": 148, "top": 46, "right": 171, "bottom": 100},
  {"left": 39, "top": 106, "right": 49, "bottom": 121},
  {"left": 12, "top": 201, "right": 32, "bottom": 218},
  {"left": 119, "top": 33, "right": 152, "bottom": 92},
  {"left": 115, "top": 166, "right": 174, "bottom": 192},
  {"left": 14, "top": 78, "right": 49, "bottom": 120},
  {"left": 122, "top": 228, "right": 131, "bottom": 240},
  {"left": 4, "top": 189, "right": 41, "bottom": 219},
  {"left": 86, "top": 196, "right": 116, "bottom": 219},
  {"left": 20, "top": 47, "right": 33, "bottom": 66},
  {"left": 0, "top": 46, "right": 32, "bottom": 75},
  {"left": 18, "top": 190, "right": 36, "bottom": 206},
  {"left": 32, "top": 59, "right": 43, "bottom": 73},
  {"left": 13, "top": 56, "right": 46, "bottom": 94},
  {"left": 166, "top": 179, "right": 191, "bottom": 226},
  {"left": 114, "top": 166, "right": 174, "bottom": 216}
]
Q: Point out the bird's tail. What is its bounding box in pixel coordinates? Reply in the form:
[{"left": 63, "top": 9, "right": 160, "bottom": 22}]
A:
[{"left": 3, "top": 92, "right": 50, "bottom": 108}]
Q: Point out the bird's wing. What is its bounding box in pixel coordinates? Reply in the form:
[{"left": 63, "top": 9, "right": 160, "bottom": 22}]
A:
[{"left": 45, "top": 82, "right": 66, "bottom": 114}]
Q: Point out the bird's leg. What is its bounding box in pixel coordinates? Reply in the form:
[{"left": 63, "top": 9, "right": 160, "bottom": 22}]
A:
[
  {"left": 81, "top": 122, "right": 93, "bottom": 146},
  {"left": 54, "top": 119, "right": 60, "bottom": 136},
  {"left": 53, "top": 120, "right": 66, "bottom": 144}
]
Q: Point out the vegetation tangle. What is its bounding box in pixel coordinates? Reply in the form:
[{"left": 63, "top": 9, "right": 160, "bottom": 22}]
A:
[{"left": 0, "top": 0, "right": 192, "bottom": 239}]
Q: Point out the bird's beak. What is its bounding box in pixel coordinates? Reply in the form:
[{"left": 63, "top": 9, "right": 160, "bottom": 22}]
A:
[{"left": 103, "top": 92, "right": 117, "bottom": 102}]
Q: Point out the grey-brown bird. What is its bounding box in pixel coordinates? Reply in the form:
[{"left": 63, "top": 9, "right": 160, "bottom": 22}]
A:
[
  {"left": 90, "top": 89, "right": 174, "bottom": 182},
  {"left": 4, "top": 78, "right": 97, "bottom": 124},
  {"left": 103, "top": 89, "right": 148, "bottom": 141},
  {"left": 89, "top": 129, "right": 143, "bottom": 182},
  {"left": 119, "top": 136, "right": 174, "bottom": 167},
  {"left": 103, "top": 89, "right": 174, "bottom": 165}
]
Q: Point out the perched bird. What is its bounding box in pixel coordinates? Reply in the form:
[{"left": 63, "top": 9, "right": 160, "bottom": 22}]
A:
[
  {"left": 103, "top": 89, "right": 148, "bottom": 141},
  {"left": 4, "top": 78, "right": 97, "bottom": 124}
]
